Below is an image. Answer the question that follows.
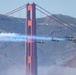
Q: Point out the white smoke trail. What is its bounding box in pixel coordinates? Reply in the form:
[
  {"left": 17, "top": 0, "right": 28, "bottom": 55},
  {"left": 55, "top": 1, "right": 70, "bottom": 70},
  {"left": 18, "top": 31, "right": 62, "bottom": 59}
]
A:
[
  {"left": 0, "top": 33, "right": 16, "bottom": 36},
  {"left": 0, "top": 33, "right": 65, "bottom": 42}
]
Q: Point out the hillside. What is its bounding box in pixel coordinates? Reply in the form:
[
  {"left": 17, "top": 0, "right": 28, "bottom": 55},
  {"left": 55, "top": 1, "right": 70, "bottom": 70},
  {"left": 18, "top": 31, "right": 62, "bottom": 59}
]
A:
[{"left": 0, "top": 14, "right": 76, "bottom": 74}]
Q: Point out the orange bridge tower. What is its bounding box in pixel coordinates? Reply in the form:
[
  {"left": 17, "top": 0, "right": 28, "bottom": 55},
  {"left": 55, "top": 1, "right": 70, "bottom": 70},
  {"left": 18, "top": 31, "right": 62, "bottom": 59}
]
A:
[{"left": 25, "top": 3, "right": 37, "bottom": 75}]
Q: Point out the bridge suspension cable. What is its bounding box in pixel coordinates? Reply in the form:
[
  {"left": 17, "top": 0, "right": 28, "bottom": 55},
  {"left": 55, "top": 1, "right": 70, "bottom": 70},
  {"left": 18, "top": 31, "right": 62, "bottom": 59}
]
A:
[
  {"left": 4, "top": 4, "right": 26, "bottom": 16},
  {"left": 36, "top": 8, "right": 75, "bottom": 32},
  {"left": 36, "top": 4, "right": 76, "bottom": 33},
  {"left": 4, "top": 3, "right": 76, "bottom": 33}
]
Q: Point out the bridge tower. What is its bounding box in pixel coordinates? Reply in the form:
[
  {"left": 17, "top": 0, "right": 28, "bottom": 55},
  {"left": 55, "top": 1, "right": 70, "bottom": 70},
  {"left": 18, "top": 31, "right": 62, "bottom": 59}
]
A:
[{"left": 25, "top": 3, "right": 37, "bottom": 75}]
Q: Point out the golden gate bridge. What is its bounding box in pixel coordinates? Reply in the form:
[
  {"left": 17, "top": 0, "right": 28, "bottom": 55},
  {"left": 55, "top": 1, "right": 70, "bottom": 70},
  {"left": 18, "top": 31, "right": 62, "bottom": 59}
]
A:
[{"left": 1, "top": 2, "right": 76, "bottom": 75}]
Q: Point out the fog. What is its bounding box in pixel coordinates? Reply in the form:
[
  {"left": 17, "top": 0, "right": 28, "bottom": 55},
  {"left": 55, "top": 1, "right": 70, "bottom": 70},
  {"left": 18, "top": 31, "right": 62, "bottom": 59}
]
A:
[
  {"left": 1, "top": 66, "right": 25, "bottom": 75},
  {"left": 38, "top": 65, "right": 76, "bottom": 75},
  {"left": 1, "top": 65, "right": 76, "bottom": 75}
]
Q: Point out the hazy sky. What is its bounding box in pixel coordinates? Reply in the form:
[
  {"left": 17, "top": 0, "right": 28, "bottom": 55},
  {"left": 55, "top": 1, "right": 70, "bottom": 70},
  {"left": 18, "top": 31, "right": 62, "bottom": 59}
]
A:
[{"left": 0, "top": 0, "right": 76, "bottom": 18}]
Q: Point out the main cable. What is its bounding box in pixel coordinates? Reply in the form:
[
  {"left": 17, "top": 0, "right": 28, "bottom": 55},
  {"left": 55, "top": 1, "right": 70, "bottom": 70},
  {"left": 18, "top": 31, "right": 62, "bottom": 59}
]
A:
[
  {"left": 36, "top": 4, "right": 76, "bottom": 32},
  {"left": 4, "top": 4, "right": 26, "bottom": 16},
  {"left": 36, "top": 8, "right": 75, "bottom": 32}
]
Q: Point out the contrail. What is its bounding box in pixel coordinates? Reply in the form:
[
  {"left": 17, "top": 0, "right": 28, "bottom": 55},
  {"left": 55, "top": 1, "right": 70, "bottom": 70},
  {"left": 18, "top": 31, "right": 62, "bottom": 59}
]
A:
[{"left": 0, "top": 33, "right": 66, "bottom": 42}]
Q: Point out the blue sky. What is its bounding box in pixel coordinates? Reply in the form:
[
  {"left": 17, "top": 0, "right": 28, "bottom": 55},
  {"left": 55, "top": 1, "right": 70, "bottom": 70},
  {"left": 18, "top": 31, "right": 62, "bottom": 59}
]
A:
[{"left": 0, "top": 0, "right": 76, "bottom": 18}]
